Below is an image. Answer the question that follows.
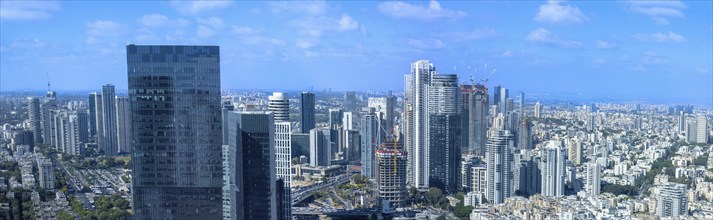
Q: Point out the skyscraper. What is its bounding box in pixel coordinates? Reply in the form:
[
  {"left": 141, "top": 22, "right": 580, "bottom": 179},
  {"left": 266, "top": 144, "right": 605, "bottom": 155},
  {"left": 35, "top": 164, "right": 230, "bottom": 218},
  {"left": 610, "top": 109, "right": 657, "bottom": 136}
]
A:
[
  {"left": 101, "top": 84, "right": 118, "bottom": 156},
  {"left": 342, "top": 111, "right": 354, "bottom": 130},
  {"left": 116, "top": 97, "right": 131, "bottom": 153},
  {"left": 678, "top": 112, "right": 686, "bottom": 133},
  {"left": 696, "top": 115, "right": 709, "bottom": 144},
  {"left": 656, "top": 183, "right": 687, "bottom": 218},
  {"left": 268, "top": 92, "right": 292, "bottom": 220},
  {"left": 41, "top": 91, "right": 57, "bottom": 145},
  {"left": 27, "top": 97, "right": 42, "bottom": 144},
  {"left": 428, "top": 74, "right": 460, "bottom": 194},
  {"left": 88, "top": 93, "right": 99, "bottom": 142},
  {"left": 486, "top": 130, "right": 514, "bottom": 204},
  {"left": 300, "top": 92, "right": 315, "bottom": 133},
  {"left": 268, "top": 92, "right": 290, "bottom": 123},
  {"left": 68, "top": 111, "right": 88, "bottom": 155},
  {"left": 459, "top": 85, "right": 488, "bottom": 156},
  {"left": 586, "top": 162, "right": 601, "bottom": 197},
  {"left": 587, "top": 114, "right": 596, "bottom": 132},
  {"left": 518, "top": 92, "right": 525, "bottom": 114},
  {"left": 540, "top": 141, "right": 566, "bottom": 197},
  {"left": 344, "top": 91, "right": 357, "bottom": 112},
  {"left": 534, "top": 102, "right": 542, "bottom": 118},
  {"left": 361, "top": 110, "right": 379, "bottom": 178},
  {"left": 499, "top": 87, "right": 509, "bottom": 114},
  {"left": 567, "top": 139, "right": 582, "bottom": 166},
  {"left": 310, "top": 128, "right": 331, "bottom": 167},
  {"left": 127, "top": 45, "right": 223, "bottom": 219},
  {"left": 37, "top": 158, "right": 54, "bottom": 189},
  {"left": 223, "top": 111, "right": 278, "bottom": 220},
  {"left": 92, "top": 92, "right": 104, "bottom": 149},
  {"left": 404, "top": 60, "right": 434, "bottom": 190},
  {"left": 368, "top": 96, "right": 395, "bottom": 135}
]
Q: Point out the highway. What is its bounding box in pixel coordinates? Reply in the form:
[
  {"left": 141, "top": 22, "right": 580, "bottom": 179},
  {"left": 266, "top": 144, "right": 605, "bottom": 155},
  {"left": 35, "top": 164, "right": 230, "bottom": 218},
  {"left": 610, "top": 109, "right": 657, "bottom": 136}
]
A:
[{"left": 291, "top": 173, "right": 353, "bottom": 206}]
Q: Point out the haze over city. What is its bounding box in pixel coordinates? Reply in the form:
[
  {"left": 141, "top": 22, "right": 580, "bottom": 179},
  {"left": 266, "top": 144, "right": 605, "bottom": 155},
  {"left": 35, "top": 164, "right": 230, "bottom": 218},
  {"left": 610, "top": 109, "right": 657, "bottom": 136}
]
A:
[{"left": 1, "top": 1, "right": 712, "bottom": 105}]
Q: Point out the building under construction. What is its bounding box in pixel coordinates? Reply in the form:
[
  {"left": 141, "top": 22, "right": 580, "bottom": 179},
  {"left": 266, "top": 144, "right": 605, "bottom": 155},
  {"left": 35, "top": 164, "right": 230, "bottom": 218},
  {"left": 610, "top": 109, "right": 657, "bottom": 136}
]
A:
[{"left": 376, "top": 142, "right": 407, "bottom": 209}]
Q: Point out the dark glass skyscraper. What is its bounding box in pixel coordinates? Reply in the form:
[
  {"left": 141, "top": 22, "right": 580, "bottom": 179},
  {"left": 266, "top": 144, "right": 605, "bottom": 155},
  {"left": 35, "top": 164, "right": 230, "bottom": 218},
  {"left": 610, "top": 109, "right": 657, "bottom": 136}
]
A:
[
  {"left": 127, "top": 45, "right": 223, "bottom": 219},
  {"left": 300, "top": 92, "right": 316, "bottom": 133},
  {"left": 27, "top": 97, "right": 42, "bottom": 144},
  {"left": 101, "top": 84, "right": 118, "bottom": 156},
  {"left": 223, "top": 111, "right": 278, "bottom": 220}
]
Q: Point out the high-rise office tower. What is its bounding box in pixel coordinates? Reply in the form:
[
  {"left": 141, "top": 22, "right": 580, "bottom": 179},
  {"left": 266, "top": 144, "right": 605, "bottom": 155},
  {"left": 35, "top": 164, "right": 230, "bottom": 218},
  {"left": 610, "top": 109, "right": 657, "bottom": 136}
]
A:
[
  {"left": 37, "top": 158, "right": 54, "bottom": 189},
  {"left": 127, "top": 45, "right": 223, "bottom": 219},
  {"left": 68, "top": 111, "right": 89, "bottom": 155},
  {"left": 88, "top": 93, "right": 99, "bottom": 142},
  {"left": 342, "top": 112, "right": 354, "bottom": 130},
  {"left": 428, "top": 74, "right": 460, "bottom": 194},
  {"left": 116, "top": 97, "right": 131, "bottom": 153},
  {"left": 343, "top": 129, "right": 360, "bottom": 162},
  {"left": 368, "top": 96, "right": 395, "bottom": 135},
  {"left": 300, "top": 92, "right": 315, "bottom": 133},
  {"left": 101, "top": 84, "right": 118, "bottom": 156},
  {"left": 53, "top": 111, "right": 70, "bottom": 153},
  {"left": 540, "top": 141, "right": 566, "bottom": 197},
  {"left": 517, "top": 120, "right": 532, "bottom": 150},
  {"left": 27, "top": 97, "right": 42, "bottom": 144},
  {"left": 505, "top": 98, "right": 514, "bottom": 113},
  {"left": 514, "top": 150, "right": 541, "bottom": 196},
  {"left": 41, "top": 91, "right": 57, "bottom": 145},
  {"left": 678, "top": 112, "right": 686, "bottom": 133},
  {"left": 534, "top": 102, "right": 542, "bottom": 118},
  {"left": 344, "top": 91, "right": 357, "bottom": 112},
  {"left": 696, "top": 115, "right": 709, "bottom": 144},
  {"left": 310, "top": 128, "right": 331, "bottom": 166},
  {"left": 586, "top": 162, "right": 600, "bottom": 197},
  {"left": 404, "top": 60, "right": 434, "bottom": 190},
  {"left": 567, "top": 139, "right": 582, "bottom": 165},
  {"left": 518, "top": 92, "right": 525, "bottom": 114},
  {"left": 656, "top": 183, "right": 687, "bottom": 218},
  {"left": 223, "top": 111, "right": 278, "bottom": 220},
  {"left": 92, "top": 92, "right": 104, "bottom": 149},
  {"left": 329, "top": 108, "right": 343, "bottom": 130},
  {"left": 268, "top": 92, "right": 290, "bottom": 123},
  {"left": 587, "top": 114, "right": 596, "bottom": 132},
  {"left": 268, "top": 92, "right": 292, "bottom": 220},
  {"left": 686, "top": 121, "right": 698, "bottom": 143},
  {"left": 376, "top": 145, "right": 407, "bottom": 209},
  {"left": 486, "top": 130, "right": 514, "bottom": 204},
  {"left": 493, "top": 85, "right": 501, "bottom": 107},
  {"left": 460, "top": 85, "right": 488, "bottom": 156},
  {"left": 499, "top": 87, "right": 508, "bottom": 114},
  {"left": 588, "top": 103, "right": 597, "bottom": 113},
  {"left": 361, "top": 110, "right": 379, "bottom": 178},
  {"left": 634, "top": 116, "right": 642, "bottom": 131}
]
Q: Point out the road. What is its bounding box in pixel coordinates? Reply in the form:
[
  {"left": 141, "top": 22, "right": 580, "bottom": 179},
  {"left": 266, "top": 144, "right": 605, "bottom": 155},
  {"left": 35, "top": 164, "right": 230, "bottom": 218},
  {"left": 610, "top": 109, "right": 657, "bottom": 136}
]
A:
[{"left": 292, "top": 173, "right": 353, "bottom": 206}]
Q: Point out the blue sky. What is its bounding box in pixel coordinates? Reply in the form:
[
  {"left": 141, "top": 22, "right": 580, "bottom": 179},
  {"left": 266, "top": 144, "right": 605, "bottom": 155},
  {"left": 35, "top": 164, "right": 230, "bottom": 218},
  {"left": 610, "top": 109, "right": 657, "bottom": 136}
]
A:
[{"left": 1, "top": 1, "right": 711, "bottom": 104}]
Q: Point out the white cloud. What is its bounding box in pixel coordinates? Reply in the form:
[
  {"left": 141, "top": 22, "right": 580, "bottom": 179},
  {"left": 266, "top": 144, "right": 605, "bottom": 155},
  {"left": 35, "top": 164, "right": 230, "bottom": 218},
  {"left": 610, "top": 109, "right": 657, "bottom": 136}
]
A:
[
  {"left": 408, "top": 38, "right": 446, "bottom": 49},
  {"left": 86, "top": 20, "right": 124, "bottom": 44},
  {"left": 0, "top": 1, "right": 61, "bottom": 21},
  {"left": 139, "top": 13, "right": 169, "bottom": 27},
  {"left": 640, "top": 50, "right": 666, "bottom": 64},
  {"left": 534, "top": 0, "right": 588, "bottom": 24},
  {"left": 197, "top": 17, "right": 224, "bottom": 28},
  {"left": 337, "top": 14, "right": 358, "bottom": 31},
  {"left": 628, "top": 1, "right": 686, "bottom": 25},
  {"left": 502, "top": 50, "right": 514, "bottom": 57},
  {"left": 634, "top": 31, "right": 686, "bottom": 43},
  {"left": 435, "top": 28, "right": 497, "bottom": 41},
  {"left": 269, "top": 1, "right": 327, "bottom": 15},
  {"left": 378, "top": 0, "right": 466, "bottom": 21},
  {"left": 196, "top": 26, "right": 215, "bottom": 38},
  {"left": 232, "top": 26, "right": 259, "bottom": 35},
  {"left": 526, "top": 28, "right": 582, "bottom": 49},
  {"left": 230, "top": 26, "right": 284, "bottom": 46},
  {"left": 296, "top": 39, "right": 317, "bottom": 49},
  {"left": 595, "top": 40, "right": 617, "bottom": 49},
  {"left": 171, "top": 1, "right": 231, "bottom": 15}
]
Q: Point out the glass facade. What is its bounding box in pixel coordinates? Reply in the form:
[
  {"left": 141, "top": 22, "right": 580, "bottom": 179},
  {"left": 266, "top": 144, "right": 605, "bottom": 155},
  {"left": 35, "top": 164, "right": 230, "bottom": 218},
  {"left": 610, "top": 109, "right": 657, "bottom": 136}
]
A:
[{"left": 127, "top": 45, "right": 223, "bottom": 219}]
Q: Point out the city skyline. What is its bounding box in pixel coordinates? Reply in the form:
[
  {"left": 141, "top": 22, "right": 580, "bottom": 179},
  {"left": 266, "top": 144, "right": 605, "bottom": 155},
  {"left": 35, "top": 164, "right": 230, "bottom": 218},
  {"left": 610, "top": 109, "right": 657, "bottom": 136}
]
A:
[{"left": 1, "top": 1, "right": 712, "bottom": 105}]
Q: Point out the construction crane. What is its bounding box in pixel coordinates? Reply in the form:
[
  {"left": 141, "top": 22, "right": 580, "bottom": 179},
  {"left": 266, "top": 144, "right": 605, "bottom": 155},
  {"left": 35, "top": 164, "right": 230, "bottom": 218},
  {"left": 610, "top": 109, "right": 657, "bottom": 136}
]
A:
[{"left": 480, "top": 64, "right": 497, "bottom": 94}]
